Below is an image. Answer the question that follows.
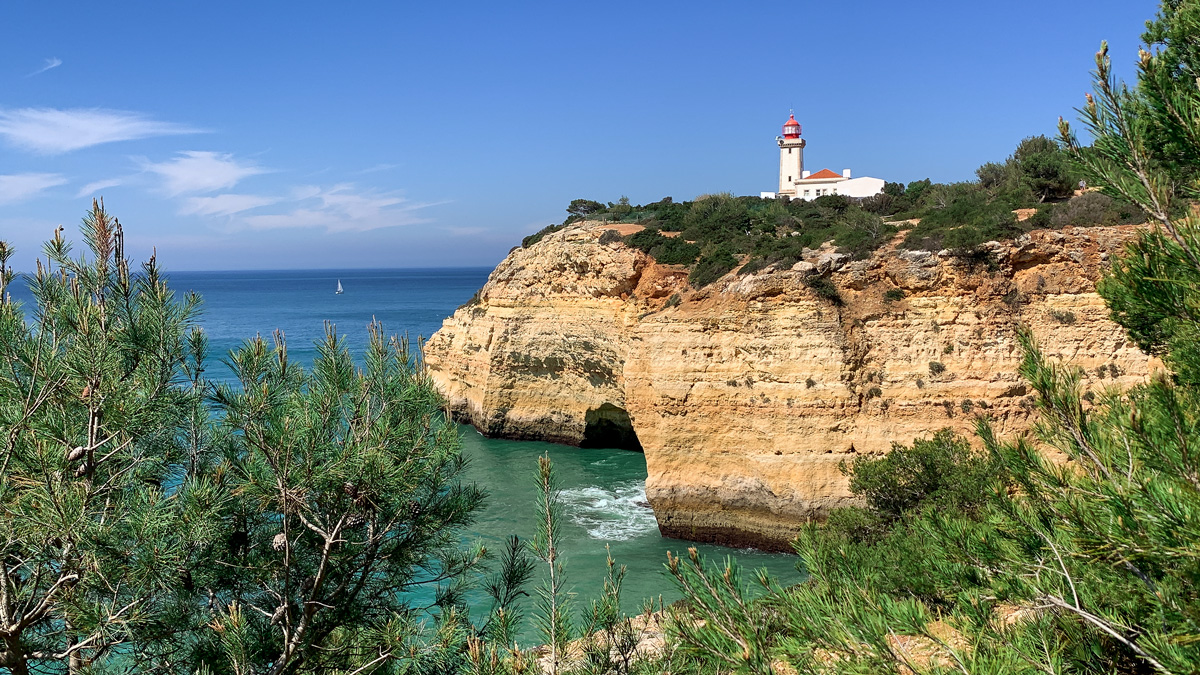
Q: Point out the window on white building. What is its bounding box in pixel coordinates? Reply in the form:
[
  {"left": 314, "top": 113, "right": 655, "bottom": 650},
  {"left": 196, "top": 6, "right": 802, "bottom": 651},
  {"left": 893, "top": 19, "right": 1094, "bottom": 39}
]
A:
[{"left": 803, "top": 190, "right": 810, "bottom": 197}]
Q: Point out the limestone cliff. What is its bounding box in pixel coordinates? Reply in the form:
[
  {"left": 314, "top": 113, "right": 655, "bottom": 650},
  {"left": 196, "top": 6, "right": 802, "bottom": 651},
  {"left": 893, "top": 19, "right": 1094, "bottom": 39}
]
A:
[{"left": 424, "top": 222, "right": 1157, "bottom": 551}]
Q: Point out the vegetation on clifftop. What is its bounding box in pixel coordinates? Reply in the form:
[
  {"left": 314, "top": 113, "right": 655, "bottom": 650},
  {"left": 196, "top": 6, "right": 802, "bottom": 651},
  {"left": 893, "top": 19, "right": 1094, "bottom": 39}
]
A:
[{"left": 524, "top": 133, "right": 1146, "bottom": 286}]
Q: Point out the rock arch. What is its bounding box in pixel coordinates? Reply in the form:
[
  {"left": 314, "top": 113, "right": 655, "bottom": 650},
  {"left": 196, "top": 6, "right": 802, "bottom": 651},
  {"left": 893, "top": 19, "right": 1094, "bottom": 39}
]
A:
[{"left": 581, "top": 403, "right": 642, "bottom": 451}]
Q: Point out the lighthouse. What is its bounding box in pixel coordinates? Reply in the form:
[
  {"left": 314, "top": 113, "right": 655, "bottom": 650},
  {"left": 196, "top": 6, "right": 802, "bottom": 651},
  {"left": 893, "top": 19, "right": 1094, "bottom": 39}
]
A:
[
  {"left": 761, "top": 112, "right": 886, "bottom": 201},
  {"left": 777, "top": 113, "right": 805, "bottom": 197}
]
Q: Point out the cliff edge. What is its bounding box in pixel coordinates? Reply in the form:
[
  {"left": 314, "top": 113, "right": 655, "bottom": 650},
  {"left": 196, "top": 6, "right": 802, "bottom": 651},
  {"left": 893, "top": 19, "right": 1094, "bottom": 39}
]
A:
[{"left": 424, "top": 222, "right": 1157, "bottom": 551}]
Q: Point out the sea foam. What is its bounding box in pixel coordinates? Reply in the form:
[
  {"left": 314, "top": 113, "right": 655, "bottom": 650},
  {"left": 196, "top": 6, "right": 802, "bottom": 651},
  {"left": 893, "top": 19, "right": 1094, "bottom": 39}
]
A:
[{"left": 559, "top": 480, "right": 657, "bottom": 541}]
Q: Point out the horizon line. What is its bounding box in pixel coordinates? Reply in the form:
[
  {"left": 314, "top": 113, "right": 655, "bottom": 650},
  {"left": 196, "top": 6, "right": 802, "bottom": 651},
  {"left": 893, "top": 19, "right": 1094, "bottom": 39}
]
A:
[{"left": 6, "top": 264, "right": 499, "bottom": 275}]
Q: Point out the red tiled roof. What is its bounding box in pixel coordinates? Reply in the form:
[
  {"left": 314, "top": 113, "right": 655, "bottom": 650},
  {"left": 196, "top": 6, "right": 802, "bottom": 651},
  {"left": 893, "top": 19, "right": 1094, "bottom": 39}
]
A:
[{"left": 804, "top": 169, "right": 843, "bottom": 180}]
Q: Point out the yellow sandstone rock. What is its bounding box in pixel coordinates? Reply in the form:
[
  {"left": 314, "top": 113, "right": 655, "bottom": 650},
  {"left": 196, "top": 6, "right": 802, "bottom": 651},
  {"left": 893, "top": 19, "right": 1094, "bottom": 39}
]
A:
[{"left": 424, "top": 222, "right": 1157, "bottom": 551}]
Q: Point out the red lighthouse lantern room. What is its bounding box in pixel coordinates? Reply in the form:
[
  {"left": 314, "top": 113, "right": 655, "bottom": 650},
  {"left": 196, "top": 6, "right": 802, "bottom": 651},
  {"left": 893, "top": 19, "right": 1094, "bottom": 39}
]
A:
[{"left": 782, "top": 113, "right": 801, "bottom": 139}]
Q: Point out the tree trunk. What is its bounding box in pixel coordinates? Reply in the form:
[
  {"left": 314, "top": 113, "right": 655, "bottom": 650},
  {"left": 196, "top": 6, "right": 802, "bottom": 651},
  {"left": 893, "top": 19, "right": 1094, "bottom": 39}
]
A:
[{"left": 0, "top": 647, "right": 30, "bottom": 675}]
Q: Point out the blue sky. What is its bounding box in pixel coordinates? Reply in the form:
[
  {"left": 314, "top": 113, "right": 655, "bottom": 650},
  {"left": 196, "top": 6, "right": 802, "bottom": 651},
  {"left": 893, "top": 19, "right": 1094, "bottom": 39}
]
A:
[{"left": 0, "top": 0, "right": 1158, "bottom": 271}]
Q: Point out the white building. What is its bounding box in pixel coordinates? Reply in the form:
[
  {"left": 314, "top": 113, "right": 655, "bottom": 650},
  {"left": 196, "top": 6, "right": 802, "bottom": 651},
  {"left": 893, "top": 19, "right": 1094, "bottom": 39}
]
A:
[{"left": 759, "top": 113, "right": 885, "bottom": 201}]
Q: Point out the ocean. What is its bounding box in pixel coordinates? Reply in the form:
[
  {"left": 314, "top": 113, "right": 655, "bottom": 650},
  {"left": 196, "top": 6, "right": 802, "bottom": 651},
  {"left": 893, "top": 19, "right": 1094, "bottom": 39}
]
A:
[{"left": 8, "top": 268, "right": 799, "bottom": 637}]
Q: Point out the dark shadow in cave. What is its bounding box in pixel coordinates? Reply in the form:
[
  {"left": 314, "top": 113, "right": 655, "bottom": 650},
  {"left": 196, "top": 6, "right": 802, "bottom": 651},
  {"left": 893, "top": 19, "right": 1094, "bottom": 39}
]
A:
[{"left": 581, "top": 403, "right": 643, "bottom": 451}]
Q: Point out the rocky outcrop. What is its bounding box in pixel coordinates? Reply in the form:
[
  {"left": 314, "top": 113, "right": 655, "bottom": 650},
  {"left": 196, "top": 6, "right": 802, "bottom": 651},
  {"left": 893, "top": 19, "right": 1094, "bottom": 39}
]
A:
[{"left": 424, "top": 223, "right": 1158, "bottom": 551}]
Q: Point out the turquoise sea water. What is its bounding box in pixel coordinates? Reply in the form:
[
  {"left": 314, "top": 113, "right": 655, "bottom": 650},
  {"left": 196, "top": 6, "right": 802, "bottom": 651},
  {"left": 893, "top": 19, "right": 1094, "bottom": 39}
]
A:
[{"left": 9, "top": 268, "right": 799, "bottom": 635}]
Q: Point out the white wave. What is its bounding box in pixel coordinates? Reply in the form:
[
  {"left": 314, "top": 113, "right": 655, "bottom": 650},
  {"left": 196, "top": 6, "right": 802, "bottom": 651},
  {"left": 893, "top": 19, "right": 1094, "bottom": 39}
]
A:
[{"left": 559, "top": 480, "right": 657, "bottom": 541}]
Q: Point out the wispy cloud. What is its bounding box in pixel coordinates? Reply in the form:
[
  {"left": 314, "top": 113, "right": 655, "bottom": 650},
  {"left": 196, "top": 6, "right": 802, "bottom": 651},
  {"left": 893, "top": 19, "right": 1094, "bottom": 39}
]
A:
[
  {"left": 355, "top": 163, "right": 398, "bottom": 175},
  {"left": 238, "top": 184, "right": 438, "bottom": 233},
  {"left": 0, "top": 107, "right": 200, "bottom": 154},
  {"left": 0, "top": 173, "right": 67, "bottom": 205},
  {"left": 142, "top": 151, "right": 268, "bottom": 196},
  {"left": 27, "top": 57, "right": 62, "bottom": 77},
  {"left": 75, "top": 178, "right": 123, "bottom": 199},
  {"left": 180, "top": 193, "right": 280, "bottom": 217}
]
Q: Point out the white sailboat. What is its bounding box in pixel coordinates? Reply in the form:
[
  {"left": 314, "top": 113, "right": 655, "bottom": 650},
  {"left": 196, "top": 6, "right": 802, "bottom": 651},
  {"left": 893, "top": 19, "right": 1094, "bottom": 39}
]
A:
[{"left": 335, "top": 279, "right": 344, "bottom": 295}]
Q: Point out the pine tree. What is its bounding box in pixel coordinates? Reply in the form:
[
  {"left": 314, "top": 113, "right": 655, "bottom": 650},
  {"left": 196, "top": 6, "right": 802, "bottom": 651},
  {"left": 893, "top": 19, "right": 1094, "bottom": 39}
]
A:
[
  {"left": 0, "top": 202, "right": 220, "bottom": 673},
  {"left": 199, "top": 322, "right": 486, "bottom": 673},
  {"left": 0, "top": 206, "right": 499, "bottom": 674},
  {"left": 530, "top": 455, "right": 572, "bottom": 675}
]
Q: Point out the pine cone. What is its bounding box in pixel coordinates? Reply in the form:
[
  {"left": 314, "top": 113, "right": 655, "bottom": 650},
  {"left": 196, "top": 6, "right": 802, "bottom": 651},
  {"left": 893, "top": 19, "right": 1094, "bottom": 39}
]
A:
[
  {"left": 66, "top": 446, "right": 86, "bottom": 462},
  {"left": 74, "top": 461, "right": 90, "bottom": 478}
]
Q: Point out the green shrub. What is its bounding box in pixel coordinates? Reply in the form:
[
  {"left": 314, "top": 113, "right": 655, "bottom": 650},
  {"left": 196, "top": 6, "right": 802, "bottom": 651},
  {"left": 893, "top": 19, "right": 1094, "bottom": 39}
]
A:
[
  {"left": 1013, "top": 135, "right": 1079, "bottom": 201},
  {"left": 625, "top": 227, "right": 665, "bottom": 252},
  {"left": 822, "top": 506, "right": 887, "bottom": 544},
  {"left": 883, "top": 288, "right": 906, "bottom": 302},
  {"left": 841, "top": 429, "right": 998, "bottom": 522},
  {"left": 644, "top": 199, "right": 688, "bottom": 231},
  {"left": 1049, "top": 308, "right": 1077, "bottom": 324},
  {"left": 678, "top": 194, "right": 754, "bottom": 246},
  {"left": 689, "top": 246, "right": 738, "bottom": 287},
  {"left": 523, "top": 223, "right": 565, "bottom": 248},
  {"left": 598, "top": 228, "right": 622, "bottom": 245},
  {"left": 928, "top": 361, "right": 946, "bottom": 376},
  {"left": 902, "top": 185, "right": 1024, "bottom": 251},
  {"left": 567, "top": 198, "right": 606, "bottom": 218},
  {"left": 804, "top": 276, "right": 844, "bottom": 306},
  {"left": 1050, "top": 191, "right": 1142, "bottom": 228},
  {"left": 737, "top": 257, "right": 773, "bottom": 276},
  {"left": 859, "top": 192, "right": 895, "bottom": 215},
  {"left": 654, "top": 238, "right": 702, "bottom": 265},
  {"left": 1027, "top": 204, "right": 1055, "bottom": 229},
  {"left": 624, "top": 229, "right": 701, "bottom": 266},
  {"left": 949, "top": 245, "right": 1000, "bottom": 272}
]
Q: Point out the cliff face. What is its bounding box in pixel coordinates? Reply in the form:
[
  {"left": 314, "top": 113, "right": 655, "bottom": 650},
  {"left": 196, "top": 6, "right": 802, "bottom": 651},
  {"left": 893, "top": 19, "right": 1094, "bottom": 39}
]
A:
[{"left": 424, "top": 223, "right": 1157, "bottom": 551}]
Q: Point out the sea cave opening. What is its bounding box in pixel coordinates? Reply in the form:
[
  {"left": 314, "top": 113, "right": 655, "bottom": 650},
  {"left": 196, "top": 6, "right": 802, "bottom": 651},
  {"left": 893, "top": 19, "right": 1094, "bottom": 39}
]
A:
[{"left": 581, "top": 403, "right": 642, "bottom": 452}]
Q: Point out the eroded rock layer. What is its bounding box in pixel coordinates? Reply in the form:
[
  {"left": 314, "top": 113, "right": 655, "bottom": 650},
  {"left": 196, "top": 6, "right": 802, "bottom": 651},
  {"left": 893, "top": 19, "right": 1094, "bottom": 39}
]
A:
[{"left": 424, "top": 223, "right": 1156, "bottom": 551}]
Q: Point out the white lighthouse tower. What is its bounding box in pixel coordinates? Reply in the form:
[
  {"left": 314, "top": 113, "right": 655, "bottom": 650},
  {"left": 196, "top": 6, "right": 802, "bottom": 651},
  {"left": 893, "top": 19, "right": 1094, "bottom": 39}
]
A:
[{"left": 777, "top": 113, "right": 805, "bottom": 197}]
